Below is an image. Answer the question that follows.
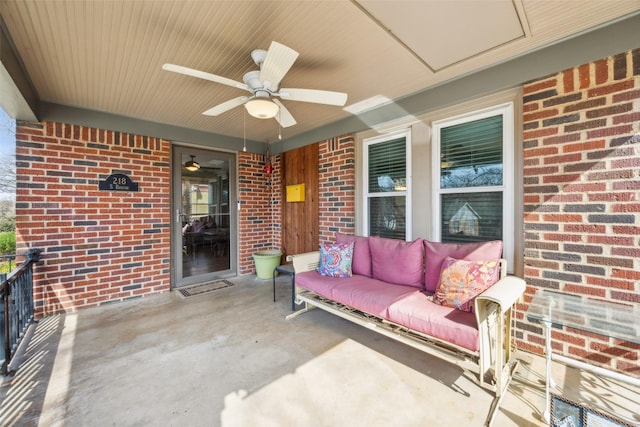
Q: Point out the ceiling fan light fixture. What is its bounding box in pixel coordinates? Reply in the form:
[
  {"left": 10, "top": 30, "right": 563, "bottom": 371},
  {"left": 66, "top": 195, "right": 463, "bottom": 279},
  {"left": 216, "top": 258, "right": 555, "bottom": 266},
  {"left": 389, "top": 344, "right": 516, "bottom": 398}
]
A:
[
  {"left": 185, "top": 155, "right": 200, "bottom": 171},
  {"left": 245, "top": 98, "right": 279, "bottom": 119}
]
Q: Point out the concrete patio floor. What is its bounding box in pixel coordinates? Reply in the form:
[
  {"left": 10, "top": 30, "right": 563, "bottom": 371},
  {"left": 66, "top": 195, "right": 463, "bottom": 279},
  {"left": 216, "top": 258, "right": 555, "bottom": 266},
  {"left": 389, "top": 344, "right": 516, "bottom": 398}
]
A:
[{"left": 1, "top": 275, "right": 639, "bottom": 426}]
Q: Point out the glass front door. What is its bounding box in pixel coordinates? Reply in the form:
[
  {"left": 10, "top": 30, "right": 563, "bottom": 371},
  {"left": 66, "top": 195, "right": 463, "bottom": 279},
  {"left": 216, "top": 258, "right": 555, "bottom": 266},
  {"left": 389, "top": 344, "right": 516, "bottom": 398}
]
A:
[{"left": 172, "top": 146, "right": 236, "bottom": 287}]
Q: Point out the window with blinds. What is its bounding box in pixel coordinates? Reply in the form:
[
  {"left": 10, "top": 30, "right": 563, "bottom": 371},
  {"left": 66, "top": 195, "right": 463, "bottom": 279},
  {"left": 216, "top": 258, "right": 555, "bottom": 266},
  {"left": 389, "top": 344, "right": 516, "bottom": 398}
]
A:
[
  {"left": 432, "top": 103, "right": 514, "bottom": 268},
  {"left": 364, "top": 131, "right": 410, "bottom": 240},
  {"left": 440, "top": 115, "right": 503, "bottom": 189}
]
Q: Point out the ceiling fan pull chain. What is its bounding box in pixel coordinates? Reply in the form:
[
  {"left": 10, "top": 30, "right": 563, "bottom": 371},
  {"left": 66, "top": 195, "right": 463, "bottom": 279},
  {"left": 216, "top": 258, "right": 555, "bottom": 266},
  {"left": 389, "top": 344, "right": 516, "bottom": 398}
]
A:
[{"left": 243, "top": 109, "right": 247, "bottom": 152}]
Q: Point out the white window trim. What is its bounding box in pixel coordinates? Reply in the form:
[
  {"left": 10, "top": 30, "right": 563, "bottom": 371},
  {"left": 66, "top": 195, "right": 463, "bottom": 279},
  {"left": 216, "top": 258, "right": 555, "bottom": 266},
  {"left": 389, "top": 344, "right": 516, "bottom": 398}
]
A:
[
  {"left": 431, "top": 102, "right": 515, "bottom": 270},
  {"left": 362, "top": 129, "right": 412, "bottom": 241}
]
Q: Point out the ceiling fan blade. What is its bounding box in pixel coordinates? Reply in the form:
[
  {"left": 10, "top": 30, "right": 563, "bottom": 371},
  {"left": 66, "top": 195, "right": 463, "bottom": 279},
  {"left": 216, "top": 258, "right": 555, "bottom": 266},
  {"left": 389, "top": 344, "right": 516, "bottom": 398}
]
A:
[
  {"left": 163, "top": 63, "right": 249, "bottom": 91},
  {"left": 202, "top": 96, "right": 249, "bottom": 116},
  {"left": 259, "top": 42, "right": 299, "bottom": 90},
  {"left": 272, "top": 99, "right": 297, "bottom": 128},
  {"left": 278, "top": 88, "right": 348, "bottom": 106}
]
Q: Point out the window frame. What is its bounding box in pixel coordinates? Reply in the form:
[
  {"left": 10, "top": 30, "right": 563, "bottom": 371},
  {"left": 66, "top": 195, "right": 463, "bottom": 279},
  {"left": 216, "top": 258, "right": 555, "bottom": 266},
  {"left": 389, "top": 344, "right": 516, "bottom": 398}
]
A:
[
  {"left": 431, "top": 102, "right": 515, "bottom": 269},
  {"left": 362, "top": 129, "right": 412, "bottom": 240}
]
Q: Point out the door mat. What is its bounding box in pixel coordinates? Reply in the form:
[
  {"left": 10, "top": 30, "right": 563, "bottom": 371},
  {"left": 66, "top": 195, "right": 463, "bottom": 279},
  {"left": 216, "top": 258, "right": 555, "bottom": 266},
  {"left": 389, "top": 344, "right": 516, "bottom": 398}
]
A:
[{"left": 179, "top": 280, "right": 235, "bottom": 297}]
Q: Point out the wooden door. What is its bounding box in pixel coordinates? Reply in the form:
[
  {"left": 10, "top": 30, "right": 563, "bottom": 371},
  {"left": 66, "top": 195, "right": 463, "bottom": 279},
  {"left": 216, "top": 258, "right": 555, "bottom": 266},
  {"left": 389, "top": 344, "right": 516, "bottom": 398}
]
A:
[{"left": 281, "top": 143, "right": 319, "bottom": 260}]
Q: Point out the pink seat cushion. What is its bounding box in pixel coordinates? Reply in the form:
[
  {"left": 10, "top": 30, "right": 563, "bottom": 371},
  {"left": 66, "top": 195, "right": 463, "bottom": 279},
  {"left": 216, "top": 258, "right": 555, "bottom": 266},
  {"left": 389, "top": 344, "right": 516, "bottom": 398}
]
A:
[
  {"left": 295, "top": 270, "right": 344, "bottom": 300},
  {"left": 330, "top": 278, "right": 419, "bottom": 318},
  {"left": 423, "top": 240, "right": 503, "bottom": 292},
  {"left": 295, "top": 271, "right": 419, "bottom": 318},
  {"left": 336, "top": 233, "right": 372, "bottom": 277},
  {"left": 388, "top": 292, "right": 479, "bottom": 351},
  {"left": 369, "top": 236, "right": 424, "bottom": 288}
]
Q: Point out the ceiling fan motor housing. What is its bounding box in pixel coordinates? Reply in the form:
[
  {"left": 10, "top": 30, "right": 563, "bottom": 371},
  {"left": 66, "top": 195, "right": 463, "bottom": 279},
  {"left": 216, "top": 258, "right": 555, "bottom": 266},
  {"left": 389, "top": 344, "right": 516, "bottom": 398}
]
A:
[
  {"left": 243, "top": 70, "right": 271, "bottom": 94},
  {"left": 251, "top": 49, "right": 268, "bottom": 67}
]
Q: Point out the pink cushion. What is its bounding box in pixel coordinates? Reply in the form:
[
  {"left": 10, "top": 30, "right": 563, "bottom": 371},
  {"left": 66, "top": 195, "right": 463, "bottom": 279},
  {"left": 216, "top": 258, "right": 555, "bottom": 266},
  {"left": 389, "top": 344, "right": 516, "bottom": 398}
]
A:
[
  {"left": 387, "top": 292, "right": 479, "bottom": 351},
  {"left": 336, "top": 233, "right": 372, "bottom": 277},
  {"left": 432, "top": 257, "right": 500, "bottom": 312},
  {"left": 295, "top": 271, "right": 344, "bottom": 300},
  {"left": 295, "top": 271, "right": 418, "bottom": 318},
  {"left": 330, "top": 278, "right": 419, "bottom": 318},
  {"left": 423, "top": 240, "right": 503, "bottom": 292},
  {"left": 369, "top": 236, "right": 424, "bottom": 288}
]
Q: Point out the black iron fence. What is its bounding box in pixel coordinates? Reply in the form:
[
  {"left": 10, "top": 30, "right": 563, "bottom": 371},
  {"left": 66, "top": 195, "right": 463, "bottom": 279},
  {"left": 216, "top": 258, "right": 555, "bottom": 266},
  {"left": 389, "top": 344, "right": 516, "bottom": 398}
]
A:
[{"left": 1, "top": 248, "right": 41, "bottom": 375}]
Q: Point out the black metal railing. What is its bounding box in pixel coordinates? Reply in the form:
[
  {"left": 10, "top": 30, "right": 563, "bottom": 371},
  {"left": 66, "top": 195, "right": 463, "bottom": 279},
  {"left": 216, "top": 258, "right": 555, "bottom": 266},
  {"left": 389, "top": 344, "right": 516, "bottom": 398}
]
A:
[{"left": 1, "top": 248, "right": 41, "bottom": 375}]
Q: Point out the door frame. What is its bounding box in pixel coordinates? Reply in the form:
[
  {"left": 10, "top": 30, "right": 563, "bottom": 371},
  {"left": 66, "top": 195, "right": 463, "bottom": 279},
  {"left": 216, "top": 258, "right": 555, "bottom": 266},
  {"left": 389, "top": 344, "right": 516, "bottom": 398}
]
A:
[{"left": 171, "top": 144, "right": 237, "bottom": 288}]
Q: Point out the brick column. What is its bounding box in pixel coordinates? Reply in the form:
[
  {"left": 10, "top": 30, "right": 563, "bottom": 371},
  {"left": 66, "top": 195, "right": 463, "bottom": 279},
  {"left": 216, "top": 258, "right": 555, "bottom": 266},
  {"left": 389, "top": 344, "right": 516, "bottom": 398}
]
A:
[
  {"left": 318, "top": 134, "right": 356, "bottom": 243},
  {"left": 237, "top": 151, "right": 281, "bottom": 274}
]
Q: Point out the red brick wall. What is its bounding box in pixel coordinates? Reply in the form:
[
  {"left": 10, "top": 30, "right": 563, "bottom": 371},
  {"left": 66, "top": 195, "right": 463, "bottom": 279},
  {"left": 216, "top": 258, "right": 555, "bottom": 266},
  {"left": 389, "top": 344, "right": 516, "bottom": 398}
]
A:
[
  {"left": 15, "top": 121, "right": 171, "bottom": 316},
  {"left": 238, "top": 151, "right": 281, "bottom": 274},
  {"left": 238, "top": 134, "right": 355, "bottom": 273},
  {"left": 318, "top": 135, "right": 356, "bottom": 243},
  {"left": 519, "top": 48, "right": 640, "bottom": 374},
  {"left": 270, "top": 154, "right": 283, "bottom": 257},
  {"left": 14, "top": 119, "right": 352, "bottom": 307}
]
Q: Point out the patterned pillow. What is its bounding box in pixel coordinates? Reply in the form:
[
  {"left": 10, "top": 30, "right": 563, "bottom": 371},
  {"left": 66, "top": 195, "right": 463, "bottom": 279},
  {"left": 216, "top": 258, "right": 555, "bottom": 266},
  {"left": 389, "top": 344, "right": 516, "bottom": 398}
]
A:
[
  {"left": 431, "top": 257, "right": 500, "bottom": 312},
  {"left": 335, "top": 233, "right": 372, "bottom": 277},
  {"left": 316, "top": 242, "right": 354, "bottom": 278},
  {"left": 423, "top": 240, "right": 503, "bottom": 292}
]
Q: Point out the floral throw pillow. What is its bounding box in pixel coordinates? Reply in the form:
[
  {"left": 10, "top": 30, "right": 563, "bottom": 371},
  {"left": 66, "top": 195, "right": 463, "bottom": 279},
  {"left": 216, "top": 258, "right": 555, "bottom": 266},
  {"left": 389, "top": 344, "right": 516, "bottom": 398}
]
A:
[
  {"left": 316, "top": 242, "right": 354, "bottom": 278},
  {"left": 431, "top": 257, "right": 500, "bottom": 312}
]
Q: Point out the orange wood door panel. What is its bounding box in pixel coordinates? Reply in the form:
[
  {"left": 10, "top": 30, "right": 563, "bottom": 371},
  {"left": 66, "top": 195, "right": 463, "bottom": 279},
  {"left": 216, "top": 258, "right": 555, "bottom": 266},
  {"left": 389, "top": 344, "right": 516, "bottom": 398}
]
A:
[{"left": 281, "top": 143, "right": 319, "bottom": 260}]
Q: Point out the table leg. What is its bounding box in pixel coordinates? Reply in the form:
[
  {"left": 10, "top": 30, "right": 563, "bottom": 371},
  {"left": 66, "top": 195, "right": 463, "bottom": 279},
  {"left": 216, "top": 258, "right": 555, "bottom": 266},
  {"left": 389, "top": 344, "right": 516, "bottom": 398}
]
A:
[
  {"left": 290, "top": 274, "right": 295, "bottom": 311},
  {"left": 272, "top": 269, "right": 276, "bottom": 303},
  {"left": 542, "top": 318, "right": 552, "bottom": 424}
]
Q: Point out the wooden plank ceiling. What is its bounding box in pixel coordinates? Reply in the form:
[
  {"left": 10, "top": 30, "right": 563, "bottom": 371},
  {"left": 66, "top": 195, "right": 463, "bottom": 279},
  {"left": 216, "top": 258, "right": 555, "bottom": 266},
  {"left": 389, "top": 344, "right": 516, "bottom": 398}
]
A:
[{"left": 1, "top": 0, "right": 638, "bottom": 143}]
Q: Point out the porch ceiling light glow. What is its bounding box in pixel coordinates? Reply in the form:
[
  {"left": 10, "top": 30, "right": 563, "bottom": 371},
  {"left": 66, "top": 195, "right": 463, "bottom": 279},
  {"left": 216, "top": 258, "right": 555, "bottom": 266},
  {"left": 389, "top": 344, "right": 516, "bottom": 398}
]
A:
[
  {"left": 185, "top": 155, "right": 200, "bottom": 171},
  {"left": 244, "top": 98, "right": 279, "bottom": 119}
]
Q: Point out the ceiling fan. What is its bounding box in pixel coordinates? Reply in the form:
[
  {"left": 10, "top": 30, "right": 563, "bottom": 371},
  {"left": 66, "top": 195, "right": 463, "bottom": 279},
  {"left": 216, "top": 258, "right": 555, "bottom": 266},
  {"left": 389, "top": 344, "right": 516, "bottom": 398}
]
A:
[{"left": 163, "top": 41, "right": 348, "bottom": 128}]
